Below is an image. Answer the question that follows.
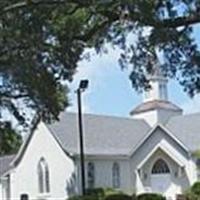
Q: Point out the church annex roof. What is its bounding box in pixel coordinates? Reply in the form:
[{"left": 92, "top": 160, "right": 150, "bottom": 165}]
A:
[
  {"left": 47, "top": 112, "right": 151, "bottom": 156},
  {"left": 130, "top": 100, "right": 183, "bottom": 115},
  {"left": 166, "top": 113, "right": 200, "bottom": 152}
]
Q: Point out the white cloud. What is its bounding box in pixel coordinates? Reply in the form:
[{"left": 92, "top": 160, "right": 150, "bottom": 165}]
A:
[{"left": 67, "top": 47, "right": 123, "bottom": 113}]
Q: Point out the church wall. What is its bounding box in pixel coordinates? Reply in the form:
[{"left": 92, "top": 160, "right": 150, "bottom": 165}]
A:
[
  {"left": 9, "top": 122, "right": 75, "bottom": 200},
  {"left": 76, "top": 158, "right": 133, "bottom": 194},
  {"left": 132, "top": 109, "right": 182, "bottom": 127},
  {"left": 132, "top": 110, "right": 157, "bottom": 127},
  {"left": 0, "top": 182, "right": 2, "bottom": 200}
]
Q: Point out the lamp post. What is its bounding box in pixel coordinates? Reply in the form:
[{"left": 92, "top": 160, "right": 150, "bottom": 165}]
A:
[{"left": 76, "top": 79, "right": 89, "bottom": 196}]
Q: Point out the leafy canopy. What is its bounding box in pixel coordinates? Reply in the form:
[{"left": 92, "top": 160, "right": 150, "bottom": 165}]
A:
[
  {"left": 0, "top": 0, "right": 200, "bottom": 128},
  {"left": 0, "top": 122, "right": 22, "bottom": 155}
]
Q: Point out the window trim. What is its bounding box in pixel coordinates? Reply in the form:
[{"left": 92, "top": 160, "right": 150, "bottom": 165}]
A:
[
  {"left": 112, "top": 162, "right": 120, "bottom": 188},
  {"left": 38, "top": 158, "right": 50, "bottom": 194},
  {"left": 87, "top": 162, "right": 95, "bottom": 189},
  {"left": 151, "top": 159, "right": 170, "bottom": 174}
]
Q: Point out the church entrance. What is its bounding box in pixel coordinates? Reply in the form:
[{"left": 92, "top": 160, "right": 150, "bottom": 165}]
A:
[{"left": 150, "top": 159, "right": 171, "bottom": 194}]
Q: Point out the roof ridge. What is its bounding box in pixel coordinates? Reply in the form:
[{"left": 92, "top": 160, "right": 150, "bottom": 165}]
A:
[{"left": 60, "top": 111, "right": 149, "bottom": 123}]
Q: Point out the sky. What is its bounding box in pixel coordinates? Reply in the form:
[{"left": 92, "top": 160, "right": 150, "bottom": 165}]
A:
[{"left": 67, "top": 38, "right": 200, "bottom": 118}]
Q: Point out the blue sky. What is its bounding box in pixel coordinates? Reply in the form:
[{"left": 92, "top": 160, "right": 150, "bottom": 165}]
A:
[{"left": 68, "top": 27, "right": 200, "bottom": 117}]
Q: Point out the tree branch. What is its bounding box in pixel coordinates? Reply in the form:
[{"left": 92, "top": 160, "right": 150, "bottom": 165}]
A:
[
  {"left": 2, "top": 1, "right": 200, "bottom": 30},
  {"left": 128, "top": 10, "right": 200, "bottom": 29},
  {"left": 154, "top": 14, "right": 200, "bottom": 28},
  {"left": 0, "top": 93, "right": 29, "bottom": 99},
  {"left": 0, "top": 0, "right": 83, "bottom": 15}
]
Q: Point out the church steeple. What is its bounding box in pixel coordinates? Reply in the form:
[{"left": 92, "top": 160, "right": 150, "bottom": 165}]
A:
[
  {"left": 130, "top": 60, "right": 182, "bottom": 126},
  {"left": 143, "top": 61, "right": 168, "bottom": 102}
]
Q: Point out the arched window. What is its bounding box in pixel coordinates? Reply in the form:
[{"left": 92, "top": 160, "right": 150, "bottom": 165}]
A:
[
  {"left": 152, "top": 159, "right": 170, "bottom": 174},
  {"left": 112, "top": 162, "right": 120, "bottom": 188},
  {"left": 38, "top": 158, "right": 50, "bottom": 193},
  {"left": 87, "top": 162, "right": 95, "bottom": 188}
]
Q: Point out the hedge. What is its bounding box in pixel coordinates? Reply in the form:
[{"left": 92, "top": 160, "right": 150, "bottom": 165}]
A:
[
  {"left": 104, "top": 194, "right": 132, "bottom": 200},
  {"left": 137, "top": 193, "right": 166, "bottom": 200},
  {"left": 191, "top": 182, "right": 200, "bottom": 195}
]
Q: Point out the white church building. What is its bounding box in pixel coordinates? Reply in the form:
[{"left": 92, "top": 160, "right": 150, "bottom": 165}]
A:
[{"left": 1, "top": 68, "right": 200, "bottom": 200}]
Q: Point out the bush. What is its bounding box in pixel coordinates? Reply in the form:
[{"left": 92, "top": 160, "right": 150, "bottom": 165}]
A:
[
  {"left": 68, "top": 188, "right": 122, "bottom": 200},
  {"left": 68, "top": 188, "right": 133, "bottom": 200},
  {"left": 132, "top": 193, "right": 137, "bottom": 200},
  {"left": 68, "top": 195, "right": 98, "bottom": 200},
  {"left": 191, "top": 182, "right": 200, "bottom": 195},
  {"left": 104, "top": 194, "right": 132, "bottom": 200},
  {"left": 103, "top": 188, "right": 123, "bottom": 196},
  {"left": 185, "top": 182, "right": 200, "bottom": 200},
  {"left": 85, "top": 188, "right": 105, "bottom": 200},
  {"left": 137, "top": 193, "right": 166, "bottom": 200}
]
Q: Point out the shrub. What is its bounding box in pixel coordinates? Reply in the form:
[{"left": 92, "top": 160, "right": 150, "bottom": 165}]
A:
[
  {"left": 104, "top": 188, "right": 123, "bottom": 196},
  {"left": 104, "top": 194, "right": 132, "bottom": 200},
  {"left": 86, "top": 188, "right": 105, "bottom": 200},
  {"left": 185, "top": 182, "right": 200, "bottom": 200},
  {"left": 68, "top": 188, "right": 130, "bottom": 200},
  {"left": 132, "top": 193, "right": 137, "bottom": 200},
  {"left": 137, "top": 193, "right": 166, "bottom": 200},
  {"left": 191, "top": 182, "right": 200, "bottom": 195},
  {"left": 68, "top": 195, "right": 98, "bottom": 200}
]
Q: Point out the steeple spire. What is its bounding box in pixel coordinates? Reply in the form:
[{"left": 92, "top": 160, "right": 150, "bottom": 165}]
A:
[
  {"left": 130, "top": 58, "right": 182, "bottom": 126},
  {"left": 143, "top": 60, "right": 168, "bottom": 102}
]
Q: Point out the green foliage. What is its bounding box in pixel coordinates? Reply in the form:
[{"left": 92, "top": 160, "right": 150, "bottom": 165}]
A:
[
  {"left": 104, "top": 194, "right": 132, "bottom": 200},
  {"left": 85, "top": 188, "right": 105, "bottom": 200},
  {"left": 68, "top": 188, "right": 170, "bottom": 200},
  {"left": 68, "top": 195, "right": 98, "bottom": 200},
  {"left": 191, "top": 182, "right": 200, "bottom": 195},
  {"left": 85, "top": 188, "right": 122, "bottom": 200},
  {"left": 186, "top": 182, "right": 200, "bottom": 200},
  {"left": 68, "top": 188, "right": 126, "bottom": 200},
  {"left": 85, "top": 188, "right": 105, "bottom": 199},
  {"left": 0, "top": 122, "right": 22, "bottom": 155},
  {"left": 137, "top": 193, "right": 166, "bottom": 200},
  {"left": 1, "top": 1, "right": 200, "bottom": 129},
  {"left": 103, "top": 188, "right": 123, "bottom": 197},
  {"left": 192, "top": 150, "right": 200, "bottom": 159}
]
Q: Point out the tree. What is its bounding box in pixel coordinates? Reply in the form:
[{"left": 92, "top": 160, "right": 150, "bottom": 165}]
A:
[
  {"left": 0, "top": 122, "right": 22, "bottom": 155},
  {"left": 0, "top": 0, "right": 200, "bottom": 129}
]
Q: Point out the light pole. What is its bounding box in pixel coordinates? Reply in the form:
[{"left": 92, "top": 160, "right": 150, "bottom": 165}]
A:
[{"left": 76, "top": 79, "right": 89, "bottom": 196}]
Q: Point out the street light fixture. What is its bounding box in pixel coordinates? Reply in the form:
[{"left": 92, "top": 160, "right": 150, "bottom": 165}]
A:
[{"left": 77, "top": 79, "right": 89, "bottom": 195}]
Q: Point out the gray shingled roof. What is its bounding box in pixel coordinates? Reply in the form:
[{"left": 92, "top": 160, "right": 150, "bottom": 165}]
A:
[
  {"left": 166, "top": 113, "right": 200, "bottom": 151},
  {"left": 47, "top": 112, "right": 151, "bottom": 156},
  {"left": 0, "top": 155, "right": 15, "bottom": 176},
  {"left": 130, "top": 100, "right": 182, "bottom": 115}
]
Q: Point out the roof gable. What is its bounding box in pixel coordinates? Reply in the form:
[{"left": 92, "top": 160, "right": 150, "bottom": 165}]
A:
[
  {"left": 130, "top": 124, "right": 189, "bottom": 157},
  {"left": 11, "top": 122, "right": 72, "bottom": 169}
]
